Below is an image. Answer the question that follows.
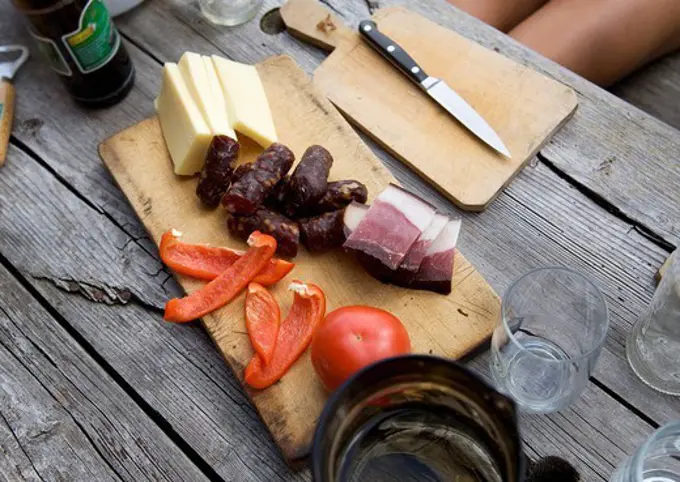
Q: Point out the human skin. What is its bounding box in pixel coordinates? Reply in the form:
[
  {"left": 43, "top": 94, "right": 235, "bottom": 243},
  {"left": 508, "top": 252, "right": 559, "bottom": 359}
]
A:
[
  {"left": 448, "top": 0, "right": 680, "bottom": 86},
  {"left": 446, "top": 0, "right": 549, "bottom": 32}
]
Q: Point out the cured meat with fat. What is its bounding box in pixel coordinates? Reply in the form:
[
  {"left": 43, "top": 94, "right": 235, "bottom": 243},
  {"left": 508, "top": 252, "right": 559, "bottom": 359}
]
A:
[
  {"left": 342, "top": 202, "right": 369, "bottom": 237},
  {"left": 398, "top": 213, "right": 449, "bottom": 273},
  {"left": 412, "top": 218, "right": 462, "bottom": 295},
  {"left": 343, "top": 184, "right": 436, "bottom": 270}
]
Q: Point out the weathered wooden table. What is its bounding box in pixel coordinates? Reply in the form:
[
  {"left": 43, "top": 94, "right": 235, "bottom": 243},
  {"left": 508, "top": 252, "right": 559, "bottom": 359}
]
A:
[{"left": 1, "top": 1, "right": 678, "bottom": 480}]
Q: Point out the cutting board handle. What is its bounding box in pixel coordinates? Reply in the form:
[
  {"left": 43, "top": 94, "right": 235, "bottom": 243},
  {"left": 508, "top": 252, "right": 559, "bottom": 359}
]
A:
[
  {"left": 280, "top": 0, "right": 354, "bottom": 51},
  {"left": 0, "top": 79, "right": 16, "bottom": 167}
]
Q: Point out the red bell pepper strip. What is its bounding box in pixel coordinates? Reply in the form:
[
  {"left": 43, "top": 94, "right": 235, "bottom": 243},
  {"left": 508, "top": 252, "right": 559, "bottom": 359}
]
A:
[
  {"left": 245, "top": 282, "right": 280, "bottom": 365},
  {"left": 245, "top": 281, "right": 326, "bottom": 389},
  {"left": 159, "top": 230, "right": 294, "bottom": 285},
  {"left": 164, "top": 232, "right": 277, "bottom": 323}
]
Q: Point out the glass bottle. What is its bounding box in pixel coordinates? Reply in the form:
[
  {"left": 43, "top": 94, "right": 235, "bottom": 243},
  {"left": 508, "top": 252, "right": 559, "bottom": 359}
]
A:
[
  {"left": 626, "top": 252, "right": 680, "bottom": 395},
  {"left": 11, "top": 0, "right": 135, "bottom": 107}
]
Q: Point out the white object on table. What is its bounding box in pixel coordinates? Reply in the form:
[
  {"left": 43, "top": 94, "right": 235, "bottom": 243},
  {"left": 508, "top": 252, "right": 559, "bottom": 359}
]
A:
[
  {"left": 198, "top": 0, "right": 264, "bottom": 26},
  {"left": 627, "top": 251, "right": 680, "bottom": 395},
  {"left": 105, "top": 0, "right": 144, "bottom": 16}
]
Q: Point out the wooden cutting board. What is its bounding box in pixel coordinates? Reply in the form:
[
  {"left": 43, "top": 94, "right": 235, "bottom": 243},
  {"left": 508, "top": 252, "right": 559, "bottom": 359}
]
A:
[
  {"left": 99, "top": 55, "right": 500, "bottom": 464},
  {"left": 280, "top": 0, "right": 578, "bottom": 211}
]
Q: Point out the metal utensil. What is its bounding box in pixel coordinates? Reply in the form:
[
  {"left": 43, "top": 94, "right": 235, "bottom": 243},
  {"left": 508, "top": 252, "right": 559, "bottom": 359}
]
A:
[
  {"left": 0, "top": 45, "right": 30, "bottom": 166},
  {"left": 358, "top": 20, "right": 511, "bottom": 158}
]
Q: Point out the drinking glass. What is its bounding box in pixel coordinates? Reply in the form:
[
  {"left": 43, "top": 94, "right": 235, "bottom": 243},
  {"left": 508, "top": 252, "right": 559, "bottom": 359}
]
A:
[
  {"left": 198, "top": 0, "right": 263, "bottom": 26},
  {"left": 627, "top": 252, "right": 680, "bottom": 395},
  {"left": 313, "top": 355, "right": 526, "bottom": 482},
  {"left": 490, "top": 267, "right": 609, "bottom": 413},
  {"left": 611, "top": 420, "right": 680, "bottom": 482}
]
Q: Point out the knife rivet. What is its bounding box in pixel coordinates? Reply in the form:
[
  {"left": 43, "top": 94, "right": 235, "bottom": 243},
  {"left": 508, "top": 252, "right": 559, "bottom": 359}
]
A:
[
  {"left": 387, "top": 45, "right": 395, "bottom": 52},
  {"left": 363, "top": 25, "right": 372, "bottom": 32},
  {"left": 411, "top": 66, "right": 420, "bottom": 74}
]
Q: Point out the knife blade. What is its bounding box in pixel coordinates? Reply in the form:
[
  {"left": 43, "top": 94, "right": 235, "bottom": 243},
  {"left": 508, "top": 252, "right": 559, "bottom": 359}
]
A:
[{"left": 358, "top": 20, "right": 511, "bottom": 158}]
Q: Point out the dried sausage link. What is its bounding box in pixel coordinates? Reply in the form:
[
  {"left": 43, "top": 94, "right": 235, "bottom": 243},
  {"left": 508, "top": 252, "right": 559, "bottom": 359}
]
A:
[
  {"left": 312, "top": 180, "right": 367, "bottom": 214},
  {"left": 222, "top": 143, "right": 295, "bottom": 215},
  {"left": 196, "top": 135, "right": 240, "bottom": 208},
  {"left": 285, "top": 145, "right": 333, "bottom": 215},
  {"left": 299, "top": 210, "right": 346, "bottom": 252},
  {"left": 227, "top": 208, "right": 300, "bottom": 258}
]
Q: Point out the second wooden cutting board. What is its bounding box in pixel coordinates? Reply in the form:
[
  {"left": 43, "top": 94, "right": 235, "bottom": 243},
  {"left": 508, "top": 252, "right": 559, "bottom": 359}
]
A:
[{"left": 281, "top": 0, "right": 578, "bottom": 211}]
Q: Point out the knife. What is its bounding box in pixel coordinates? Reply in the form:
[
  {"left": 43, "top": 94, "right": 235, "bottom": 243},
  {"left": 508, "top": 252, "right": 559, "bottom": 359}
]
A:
[{"left": 358, "top": 20, "right": 511, "bottom": 158}]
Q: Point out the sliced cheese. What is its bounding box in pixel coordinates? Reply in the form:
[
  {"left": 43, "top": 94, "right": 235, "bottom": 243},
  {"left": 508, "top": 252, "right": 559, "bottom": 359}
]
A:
[
  {"left": 178, "top": 52, "right": 236, "bottom": 140},
  {"left": 212, "top": 55, "right": 278, "bottom": 148},
  {"left": 155, "top": 62, "right": 212, "bottom": 176}
]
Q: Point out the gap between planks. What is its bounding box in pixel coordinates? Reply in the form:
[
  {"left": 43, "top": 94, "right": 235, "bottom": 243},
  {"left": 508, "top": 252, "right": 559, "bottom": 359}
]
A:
[{"left": 0, "top": 250, "right": 228, "bottom": 482}]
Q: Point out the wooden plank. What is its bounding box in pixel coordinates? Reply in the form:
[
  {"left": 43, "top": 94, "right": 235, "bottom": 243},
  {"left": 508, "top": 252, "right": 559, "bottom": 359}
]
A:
[
  {"left": 100, "top": 54, "right": 500, "bottom": 460},
  {"left": 0, "top": 145, "right": 308, "bottom": 480},
  {"left": 284, "top": 0, "right": 578, "bottom": 210},
  {"left": 612, "top": 51, "right": 680, "bottom": 132},
  {"left": 0, "top": 139, "right": 663, "bottom": 480},
  {"left": 0, "top": 264, "right": 208, "bottom": 481},
  {"left": 466, "top": 354, "right": 654, "bottom": 480}
]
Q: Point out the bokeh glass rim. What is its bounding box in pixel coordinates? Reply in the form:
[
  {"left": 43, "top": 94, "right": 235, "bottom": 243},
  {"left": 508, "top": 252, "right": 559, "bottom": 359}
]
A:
[
  {"left": 631, "top": 420, "right": 680, "bottom": 481},
  {"left": 311, "top": 354, "right": 522, "bottom": 482},
  {"left": 501, "top": 266, "right": 610, "bottom": 364}
]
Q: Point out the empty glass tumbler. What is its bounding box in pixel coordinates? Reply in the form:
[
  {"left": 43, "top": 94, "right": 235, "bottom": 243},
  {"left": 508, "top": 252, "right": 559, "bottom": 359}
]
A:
[
  {"left": 611, "top": 420, "right": 680, "bottom": 482},
  {"left": 627, "top": 252, "right": 680, "bottom": 395},
  {"left": 198, "top": 0, "right": 263, "bottom": 26},
  {"left": 490, "top": 267, "right": 609, "bottom": 413}
]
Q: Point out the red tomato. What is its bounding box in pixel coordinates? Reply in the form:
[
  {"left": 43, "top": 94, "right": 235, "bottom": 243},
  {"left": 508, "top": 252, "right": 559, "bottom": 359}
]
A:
[{"left": 311, "top": 306, "right": 411, "bottom": 391}]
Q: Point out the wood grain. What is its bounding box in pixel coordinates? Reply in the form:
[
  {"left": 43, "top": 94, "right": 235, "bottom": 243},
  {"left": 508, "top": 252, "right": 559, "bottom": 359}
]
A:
[
  {"left": 280, "top": 0, "right": 350, "bottom": 52},
  {"left": 2, "top": 138, "right": 665, "bottom": 481},
  {"left": 0, "top": 264, "right": 208, "bottom": 481},
  {"left": 100, "top": 55, "right": 500, "bottom": 461},
  {"left": 0, "top": 79, "right": 15, "bottom": 166},
  {"left": 283, "top": 1, "right": 578, "bottom": 211},
  {"left": 613, "top": 51, "right": 680, "bottom": 132},
  {"left": 0, "top": 144, "right": 308, "bottom": 481}
]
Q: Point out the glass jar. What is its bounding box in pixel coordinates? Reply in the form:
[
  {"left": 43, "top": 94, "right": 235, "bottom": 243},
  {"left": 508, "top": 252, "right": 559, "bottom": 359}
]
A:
[
  {"left": 626, "top": 252, "right": 680, "bottom": 395},
  {"left": 312, "top": 355, "right": 526, "bottom": 482},
  {"left": 198, "top": 0, "right": 264, "bottom": 27},
  {"left": 611, "top": 421, "right": 680, "bottom": 482}
]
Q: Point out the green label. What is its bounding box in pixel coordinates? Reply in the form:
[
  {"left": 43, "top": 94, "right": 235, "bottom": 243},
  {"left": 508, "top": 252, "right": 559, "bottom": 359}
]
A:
[
  {"left": 0, "top": 104, "right": 4, "bottom": 122},
  {"left": 62, "top": 0, "right": 120, "bottom": 74},
  {"left": 29, "top": 30, "right": 73, "bottom": 76}
]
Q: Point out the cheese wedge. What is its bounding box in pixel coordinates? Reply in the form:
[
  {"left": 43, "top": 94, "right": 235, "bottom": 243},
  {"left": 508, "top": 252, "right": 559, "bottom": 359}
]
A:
[
  {"left": 155, "top": 63, "right": 212, "bottom": 176},
  {"left": 212, "top": 56, "right": 278, "bottom": 148},
  {"left": 178, "top": 52, "right": 236, "bottom": 140}
]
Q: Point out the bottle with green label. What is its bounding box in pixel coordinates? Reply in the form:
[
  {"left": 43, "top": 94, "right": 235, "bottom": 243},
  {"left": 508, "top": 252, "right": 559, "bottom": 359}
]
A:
[{"left": 11, "top": 0, "right": 135, "bottom": 108}]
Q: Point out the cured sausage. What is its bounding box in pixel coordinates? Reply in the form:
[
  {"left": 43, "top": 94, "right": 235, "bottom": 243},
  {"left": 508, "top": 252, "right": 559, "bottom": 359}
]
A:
[
  {"left": 299, "top": 210, "right": 346, "bottom": 252},
  {"left": 196, "top": 135, "right": 240, "bottom": 208},
  {"left": 312, "top": 180, "right": 367, "bottom": 214},
  {"left": 222, "top": 143, "right": 295, "bottom": 215},
  {"left": 227, "top": 208, "right": 300, "bottom": 258},
  {"left": 265, "top": 175, "right": 290, "bottom": 209},
  {"left": 285, "top": 145, "right": 333, "bottom": 215},
  {"left": 231, "top": 162, "right": 254, "bottom": 183}
]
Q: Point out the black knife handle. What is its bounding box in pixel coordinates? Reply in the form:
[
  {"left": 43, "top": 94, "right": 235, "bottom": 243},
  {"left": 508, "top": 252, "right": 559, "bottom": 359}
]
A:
[{"left": 358, "top": 20, "right": 428, "bottom": 86}]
